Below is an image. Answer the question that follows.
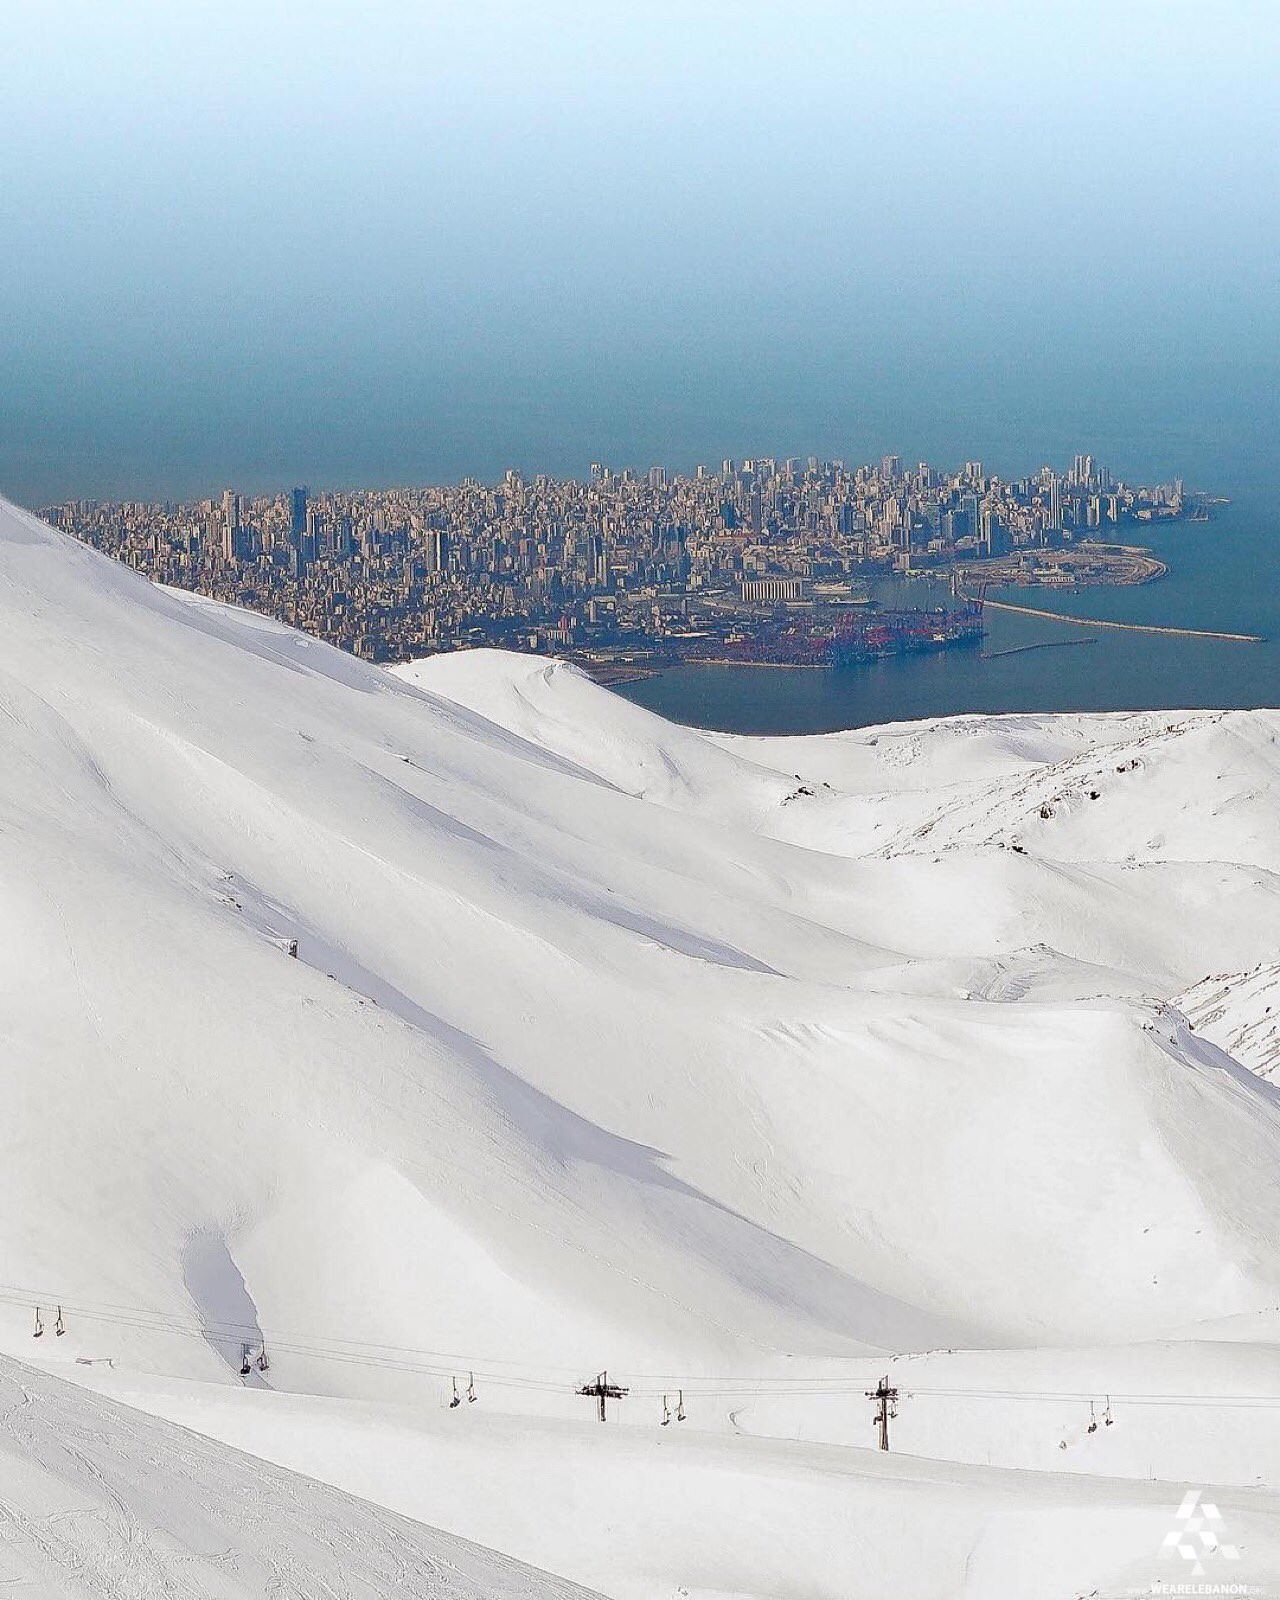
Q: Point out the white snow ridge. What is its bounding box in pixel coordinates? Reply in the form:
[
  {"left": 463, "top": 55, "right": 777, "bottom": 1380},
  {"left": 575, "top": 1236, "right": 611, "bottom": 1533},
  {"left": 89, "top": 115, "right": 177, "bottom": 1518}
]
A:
[{"left": 2, "top": 493, "right": 1280, "bottom": 1598}]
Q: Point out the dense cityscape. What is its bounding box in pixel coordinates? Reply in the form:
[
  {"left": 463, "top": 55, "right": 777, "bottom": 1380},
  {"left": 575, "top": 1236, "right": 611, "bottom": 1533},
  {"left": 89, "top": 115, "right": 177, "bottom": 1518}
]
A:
[{"left": 48, "top": 454, "right": 1202, "bottom": 675}]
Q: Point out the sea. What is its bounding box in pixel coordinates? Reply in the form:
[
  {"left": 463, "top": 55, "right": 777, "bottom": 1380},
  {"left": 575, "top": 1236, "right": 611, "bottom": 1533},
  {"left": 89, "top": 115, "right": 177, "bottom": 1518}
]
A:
[{"left": 615, "top": 490, "right": 1280, "bottom": 735}]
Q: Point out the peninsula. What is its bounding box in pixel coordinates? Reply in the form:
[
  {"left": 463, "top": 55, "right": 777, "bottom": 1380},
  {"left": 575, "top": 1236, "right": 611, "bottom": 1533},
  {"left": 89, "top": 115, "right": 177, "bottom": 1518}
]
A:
[{"left": 48, "top": 452, "right": 1211, "bottom": 677}]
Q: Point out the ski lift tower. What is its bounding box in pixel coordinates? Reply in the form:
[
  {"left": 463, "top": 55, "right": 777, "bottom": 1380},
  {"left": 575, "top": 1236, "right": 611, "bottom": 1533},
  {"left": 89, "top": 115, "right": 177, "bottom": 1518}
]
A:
[{"left": 578, "top": 1370, "right": 628, "bottom": 1423}]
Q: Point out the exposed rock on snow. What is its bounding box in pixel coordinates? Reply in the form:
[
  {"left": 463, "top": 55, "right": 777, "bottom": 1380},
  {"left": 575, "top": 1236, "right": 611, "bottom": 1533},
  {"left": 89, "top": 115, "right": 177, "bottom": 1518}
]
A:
[{"left": 1177, "top": 964, "right": 1280, "bottom": 1079}]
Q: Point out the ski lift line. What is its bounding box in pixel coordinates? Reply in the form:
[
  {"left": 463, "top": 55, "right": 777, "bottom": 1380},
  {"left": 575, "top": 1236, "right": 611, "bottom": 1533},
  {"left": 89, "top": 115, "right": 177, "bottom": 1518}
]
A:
[
  {"left": 907, "top": 1385, "right": 1280, "bottom": 1401},
  {"left": 906, "top": 1387, "right": 1280, "bottom": 1409},
  {"left": 0, "top": 1286, "right": 582, "bottom": 1380},
  {"left": 11, "top": 1299, "right": 568, "bottom": 1393},
  {"left": 25, "top": 1304, "right": 1280, "bottom": 1408},
  {"left": 9, "top": 1290, "right": 894, "bottom": 1395},
  {"left": 12, "top": 1286, "right": 1280, "bottom": 1409},
  {"left": 0, "top": 1284, "right": 989, "bottom": 1389},
  {"left": 630, "top": 1386, "right": 1280, "bottom": 1407},
  {"left": 18, "top": 1296, "right": 565, "bottom": 1391},
  {"left": 0, "top": 1284, "right": 899, "bottom": 1383},
  {"left": 10, "top": 1289, "right": 908, "bottom": 1396},
  {"left": 2, "top": 1287, "right": 801, "bottom": 1388},
  {"left": 0, "top": 1285, "right": 902, "bottom": 1388},
  {"left": 0, "top": 1285, "right": 962, "bottom": 1391},
  {"left": 30, "top": 1298, "right": 1280, "bottom": 1412}
]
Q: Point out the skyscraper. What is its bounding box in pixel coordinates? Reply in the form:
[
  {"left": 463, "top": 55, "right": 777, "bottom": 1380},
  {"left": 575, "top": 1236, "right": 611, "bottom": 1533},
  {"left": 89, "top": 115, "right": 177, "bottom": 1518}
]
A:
[
  {"left": 290, "top": 487, "right": 308, "bottom": 541},
  {"left": 1048, "top": 475, "right": 1063, "bottom": 531},
  {"left": 1071, "top": 453, "right": 1095, "bottom": 489},
  {"left": 589, "top": 533, "right": 608, "bottom": 587},
  {"left": 220, "top": 489, "right": 241, "bottom": 561}
]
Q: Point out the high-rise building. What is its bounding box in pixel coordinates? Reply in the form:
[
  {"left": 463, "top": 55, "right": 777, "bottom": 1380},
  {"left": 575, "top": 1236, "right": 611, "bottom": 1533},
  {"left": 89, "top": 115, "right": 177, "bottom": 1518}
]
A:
[
  {"left": 1071, "top": 453, "right": 1095, "bottom": 489},
  {"left": 292, "top": 506, "right": 316, "bottom": 571},
  {"left": 426, "top": 528, "right": 448, "bottom": 574},
  {"left": 290, "top": 487, "right": 308, "bottom": 541},
  {"left": 980, "top": 506, "right": 1008, "bottom": 555},
  {"left": 220, "top": 489, "right": 241, "bottom": 561},
  {"left": 589, "top": 533, "right": 608, "bottom": 587}
]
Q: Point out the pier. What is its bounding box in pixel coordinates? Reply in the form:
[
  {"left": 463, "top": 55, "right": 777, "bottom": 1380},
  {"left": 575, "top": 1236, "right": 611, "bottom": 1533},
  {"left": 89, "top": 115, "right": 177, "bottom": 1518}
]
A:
[
  {"left": 981, "top": 637, "right": 1098, "bottom": 660},
  {"left": 971, "top": 594, "right": 1264, "bottom": 644}
]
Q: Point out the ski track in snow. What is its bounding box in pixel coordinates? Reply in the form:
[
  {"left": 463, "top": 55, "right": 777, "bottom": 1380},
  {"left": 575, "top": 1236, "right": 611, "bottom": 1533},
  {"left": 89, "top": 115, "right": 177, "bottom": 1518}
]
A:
[{"left": 0, "top": 1357, "right": 596, "bottom": 1598}]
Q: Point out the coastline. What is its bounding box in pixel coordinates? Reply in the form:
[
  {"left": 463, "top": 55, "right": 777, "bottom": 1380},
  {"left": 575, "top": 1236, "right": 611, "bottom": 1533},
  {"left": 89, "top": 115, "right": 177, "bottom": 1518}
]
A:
[
  {"left": 582, "top": 543, "right": 1173, "bottom": 686},
  {"left": 956, "top": 540, "right": 1168, "bottom": 590}
]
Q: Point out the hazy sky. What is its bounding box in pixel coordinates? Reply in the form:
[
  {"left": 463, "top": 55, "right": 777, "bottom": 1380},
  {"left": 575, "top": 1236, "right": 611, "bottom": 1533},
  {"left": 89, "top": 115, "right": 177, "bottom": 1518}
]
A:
[{"left": 2, "top": 1, "right": 1278, "bottom": 501}]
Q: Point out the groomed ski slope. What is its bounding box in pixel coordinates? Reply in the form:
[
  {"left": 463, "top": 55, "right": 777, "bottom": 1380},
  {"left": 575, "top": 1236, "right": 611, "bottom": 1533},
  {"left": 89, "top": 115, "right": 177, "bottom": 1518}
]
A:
[
  {"left": 0, "top": 1354, "right": 596, "bottom": 1598},
  {"left": 40, "top": 1359, "right": 1280, "bottom": 1600},
  {"left": 3, "top": 496, "right": 1280, "bottom": 1596}
]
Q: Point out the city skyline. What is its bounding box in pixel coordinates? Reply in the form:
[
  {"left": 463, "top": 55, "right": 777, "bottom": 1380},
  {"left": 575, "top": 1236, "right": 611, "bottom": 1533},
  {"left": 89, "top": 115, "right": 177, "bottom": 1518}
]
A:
[
  {"left": 41, "top": 445, "right": 1197, "bottom": 515},
  {"left": 51, "top": 449, "right": 1194, "bottom": 671}
]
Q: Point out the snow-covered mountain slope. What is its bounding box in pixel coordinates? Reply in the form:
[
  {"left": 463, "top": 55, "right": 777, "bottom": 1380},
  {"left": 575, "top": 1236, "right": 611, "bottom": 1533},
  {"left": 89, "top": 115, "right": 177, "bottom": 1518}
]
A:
[
  {"left": 0, "top": 1353, "right": 594, "bottom": 1598},
  {"left": 46, "top": 1356, "right": 1280, "bottom": 1600},
  {"left": 5, "top": 497, "right": 1280, "bottom": 1596},
  {"left": 1179, "top": 964, "right": 1280, "bottom": 1080}
]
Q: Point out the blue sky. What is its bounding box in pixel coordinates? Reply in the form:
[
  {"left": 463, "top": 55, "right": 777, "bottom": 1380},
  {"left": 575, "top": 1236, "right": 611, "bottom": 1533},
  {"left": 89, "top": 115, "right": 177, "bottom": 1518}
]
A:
[{"left": 2, "top": 1, "right": 1277, "bottom": 500}]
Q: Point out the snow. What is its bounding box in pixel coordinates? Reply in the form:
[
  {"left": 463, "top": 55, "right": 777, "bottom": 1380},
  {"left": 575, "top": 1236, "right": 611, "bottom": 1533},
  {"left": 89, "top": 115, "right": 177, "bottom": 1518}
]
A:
[
  {"left": 1179, "top": 963, "right": 1280, "bottom": 1080},
  {"left": 3, "top": 498, "right": 1280, "bottom": 1596},
  {"left": 33, "top": 1360, "right": 1280, "bottom": 1600},
  {"left": 0, "top": 1354, "right": 594, "bottom": 1597}
]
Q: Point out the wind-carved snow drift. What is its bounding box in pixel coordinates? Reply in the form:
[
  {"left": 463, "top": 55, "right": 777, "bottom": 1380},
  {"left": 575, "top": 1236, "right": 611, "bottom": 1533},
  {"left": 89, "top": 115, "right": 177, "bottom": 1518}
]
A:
[{"left": 3, "top": 496, "right": 1280, "bottom": 1599}]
